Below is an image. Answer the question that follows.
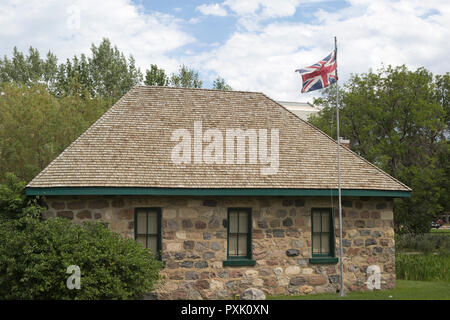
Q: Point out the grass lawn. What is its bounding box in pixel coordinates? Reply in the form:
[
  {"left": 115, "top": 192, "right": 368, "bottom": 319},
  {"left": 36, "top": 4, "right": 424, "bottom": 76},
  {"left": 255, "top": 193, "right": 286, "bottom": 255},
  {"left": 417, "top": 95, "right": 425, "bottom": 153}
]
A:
[
  {"left": 268, "top": 280, "right": 450, "bottom": 300},
  {"left": 430, "top": 228, "right": 450, "bottom": 234}
]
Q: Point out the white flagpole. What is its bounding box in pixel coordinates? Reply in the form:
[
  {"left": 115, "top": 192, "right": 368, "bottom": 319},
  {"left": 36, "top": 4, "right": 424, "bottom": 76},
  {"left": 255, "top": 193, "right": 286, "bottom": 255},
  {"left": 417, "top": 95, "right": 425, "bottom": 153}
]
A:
[{"left": 335, "top": 36, "right": 345, "bottom": 297}]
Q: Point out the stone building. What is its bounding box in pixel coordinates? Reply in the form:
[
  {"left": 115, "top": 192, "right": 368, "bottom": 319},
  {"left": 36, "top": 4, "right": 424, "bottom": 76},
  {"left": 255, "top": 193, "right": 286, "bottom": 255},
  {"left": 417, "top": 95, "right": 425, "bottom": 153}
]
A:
[{"left": 26, "top": 86, "right": 411, "bottom": 299}]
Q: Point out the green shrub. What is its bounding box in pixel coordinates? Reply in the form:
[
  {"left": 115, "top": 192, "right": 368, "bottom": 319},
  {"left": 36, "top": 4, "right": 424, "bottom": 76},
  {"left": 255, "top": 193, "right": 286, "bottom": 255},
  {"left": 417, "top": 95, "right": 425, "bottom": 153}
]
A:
[
  {"left": 395, "top": 233, "right": 450, "bottom": 254},
  {"left": 416, "top": 240, "right": 434, "bottom": 254},
  {"left": 0, "top": 216, "right": 164, "bottom": 299},
  {"left": 0, "top": 173, "right": 43, "bottom": 222},
  {"left": 396, "top": 253, "right": 450, "bottom": 282}
]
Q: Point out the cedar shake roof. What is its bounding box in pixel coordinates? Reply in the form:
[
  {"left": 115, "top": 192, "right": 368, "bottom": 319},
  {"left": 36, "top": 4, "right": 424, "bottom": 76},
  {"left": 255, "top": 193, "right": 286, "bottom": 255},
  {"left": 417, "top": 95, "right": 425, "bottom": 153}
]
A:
[{"left": 27, "top": 86, "right": 410, "bottom": 191}]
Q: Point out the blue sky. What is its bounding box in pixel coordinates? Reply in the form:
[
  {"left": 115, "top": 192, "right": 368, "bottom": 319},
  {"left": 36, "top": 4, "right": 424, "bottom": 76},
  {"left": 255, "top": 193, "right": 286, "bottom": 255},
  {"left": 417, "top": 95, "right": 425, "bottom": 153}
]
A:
[{"left": 0, "top": 0, "right": 449, "bottom": 101}]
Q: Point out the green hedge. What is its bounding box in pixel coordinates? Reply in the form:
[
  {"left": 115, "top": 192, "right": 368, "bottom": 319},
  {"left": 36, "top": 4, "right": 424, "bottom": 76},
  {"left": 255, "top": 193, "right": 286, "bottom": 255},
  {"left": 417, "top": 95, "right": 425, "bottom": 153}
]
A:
[
  {"left": 395, "top": 233, "right": 450, "bottom": 254},
  {"left": 0, "top": 216, "right": 164, "bottom": 299}
]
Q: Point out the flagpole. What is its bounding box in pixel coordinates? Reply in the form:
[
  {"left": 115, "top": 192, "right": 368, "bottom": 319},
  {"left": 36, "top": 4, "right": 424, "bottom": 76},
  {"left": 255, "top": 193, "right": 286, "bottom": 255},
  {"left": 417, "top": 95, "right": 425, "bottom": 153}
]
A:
[{"left": 335, "top": 36, "right": 345, "bottom": 297}]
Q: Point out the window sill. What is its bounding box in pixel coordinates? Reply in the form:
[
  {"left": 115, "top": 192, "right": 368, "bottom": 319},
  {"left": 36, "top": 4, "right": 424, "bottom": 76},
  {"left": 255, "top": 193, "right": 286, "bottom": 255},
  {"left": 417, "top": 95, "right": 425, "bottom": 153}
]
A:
[
  {"left": 309, "top": 257, "right": 339, "bottom": 264},
  {"left": 223, "top": 259, "right": 256, "bottom": 267}
]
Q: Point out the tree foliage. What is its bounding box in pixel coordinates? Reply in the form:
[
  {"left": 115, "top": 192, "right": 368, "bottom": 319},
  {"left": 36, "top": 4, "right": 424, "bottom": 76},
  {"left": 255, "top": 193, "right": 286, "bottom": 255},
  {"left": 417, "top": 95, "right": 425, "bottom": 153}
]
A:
[
  {"left": 86, "top": 38, "right": 143, "bottom": 101},
  {"left": 0, "top": 39, "right": 233, "bottom": 98},
  {"left": 170, "top": 64, "right": 203, "bottom": 88},
  {"left": 309, "top": 65, "right": 449, "bottom": 234},
  {"left": 0, "top": 46, "right": 58, "bottom": 89},
  {"left": 54, "top": 53, "right": 92, "bottom": 98},
  {"left": 0, "top": 173, "right": 43, "bottom": 222},
  {"left": 0, "top": 216, "right": 163, "bottom": 299},
  {"left": 0, "top": 39, "right": 143, "bottom": 102},
  {"left": 0, "top": 82, "right": 110, "bottom": 184},
  {"left": 144, "top": 64, "right": 169, "bottom": 86},
  {"left": 213, "top": 76, "right": 232, "bottom": 91},
  {"left": 0, "top": 40, "right": 229, "bottom": 185}
]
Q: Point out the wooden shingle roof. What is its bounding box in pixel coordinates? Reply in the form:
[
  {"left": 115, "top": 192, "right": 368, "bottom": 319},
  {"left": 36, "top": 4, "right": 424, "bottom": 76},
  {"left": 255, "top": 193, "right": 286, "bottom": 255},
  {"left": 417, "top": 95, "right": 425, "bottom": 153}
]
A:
[{"left": 27, "top": 86, "right": 410, "bottom": 192}]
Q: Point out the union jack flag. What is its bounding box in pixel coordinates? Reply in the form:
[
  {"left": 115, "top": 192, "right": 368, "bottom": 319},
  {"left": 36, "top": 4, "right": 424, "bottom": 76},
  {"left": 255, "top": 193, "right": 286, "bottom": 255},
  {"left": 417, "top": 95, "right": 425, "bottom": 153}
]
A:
[{"left": 296, "top": 50, "right": 338, "bottom": 93}]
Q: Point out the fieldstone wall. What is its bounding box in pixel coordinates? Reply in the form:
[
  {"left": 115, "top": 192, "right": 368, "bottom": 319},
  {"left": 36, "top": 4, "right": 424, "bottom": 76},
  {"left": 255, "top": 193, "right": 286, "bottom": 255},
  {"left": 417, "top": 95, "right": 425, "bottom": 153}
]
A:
[{"left": 43, "top": 195, "right": 395, "bottom": 299}]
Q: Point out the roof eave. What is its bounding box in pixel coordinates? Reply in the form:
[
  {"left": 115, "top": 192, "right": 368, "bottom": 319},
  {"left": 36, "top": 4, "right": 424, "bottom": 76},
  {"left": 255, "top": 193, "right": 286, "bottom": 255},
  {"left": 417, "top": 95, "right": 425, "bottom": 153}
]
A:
[{"left": 26, "top": 187, "right": 411, "bottom": 198}]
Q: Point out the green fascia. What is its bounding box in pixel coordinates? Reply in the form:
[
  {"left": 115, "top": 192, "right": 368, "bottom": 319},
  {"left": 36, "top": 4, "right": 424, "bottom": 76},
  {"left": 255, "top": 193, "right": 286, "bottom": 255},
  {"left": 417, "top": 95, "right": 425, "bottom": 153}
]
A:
[
  {"left": 309, "top": 257, "right": 339, "bottom": 264},
  {"left": 223, "top": 259, "right": 257, "bottom": 267},
  {"left": 25, "top": 187, "right": 411, "bottom": 198}
]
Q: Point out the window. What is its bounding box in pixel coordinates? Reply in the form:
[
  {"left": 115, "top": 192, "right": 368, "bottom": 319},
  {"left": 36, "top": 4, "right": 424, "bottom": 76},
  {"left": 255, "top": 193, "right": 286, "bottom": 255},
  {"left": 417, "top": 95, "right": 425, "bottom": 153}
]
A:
[
  {"left": 134, "top": 208, "right": 162, "bottom": 259},
  {"left": 310, "top": 208, "right": 338, "bottom": 264},
  {"left": 223, "top": 208, "right": 255, "bottom": 266}
]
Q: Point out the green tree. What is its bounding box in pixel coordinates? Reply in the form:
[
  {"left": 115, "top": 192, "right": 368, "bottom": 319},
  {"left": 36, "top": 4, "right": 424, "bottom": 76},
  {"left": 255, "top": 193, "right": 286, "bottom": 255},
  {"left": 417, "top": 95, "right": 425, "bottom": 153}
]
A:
[
  {"left": 1, "top": 39, "right": 143, "bottom": 102},
  {"left": 0, "top": 173, "right": 43, "bottom": 222},
  {"left": 213, "top": 76, "right": 232, "bottom": 91},
  {"left": 309, "top": 65, "right": 449, "bottom": 234},
  {"left": 0, "top": 83, "right": 109, "bottom": 184},
  {"left": 54, "top": 54, "right": 92, "bottom": 98},
  {"left": 87, "top": 38, "right": 143, "bottom": 101},
  {"left": 0, "top": 216, "right": 163, "bottom": 299},
  {"left": 170, "top": 64, "right": 202, "bottom": 88},
  {"left": 144, "top": 64, "right": 169, "bottom": 86},
  {"left": 0, "top": 46, "right": 58, "bottom": 89}
]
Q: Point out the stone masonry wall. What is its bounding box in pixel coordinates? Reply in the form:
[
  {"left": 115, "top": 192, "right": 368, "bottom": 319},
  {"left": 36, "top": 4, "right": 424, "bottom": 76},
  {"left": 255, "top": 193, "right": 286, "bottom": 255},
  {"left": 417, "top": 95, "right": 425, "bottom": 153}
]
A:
[{"left": 43, "top": 195, "right": 395, "bottom": 299}]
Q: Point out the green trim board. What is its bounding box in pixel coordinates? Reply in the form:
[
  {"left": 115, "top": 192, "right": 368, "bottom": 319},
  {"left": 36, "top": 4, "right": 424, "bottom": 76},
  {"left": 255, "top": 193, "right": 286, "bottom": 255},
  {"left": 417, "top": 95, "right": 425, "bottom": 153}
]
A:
[
  {"left": 223, "top": 259, "right": 256, "bottom": 267},
  {"left": 26, "top": 187, "right": 411, "bottom": 197},
  {"left": 308, "top": 257, "right": 339, "bottom": 264}
]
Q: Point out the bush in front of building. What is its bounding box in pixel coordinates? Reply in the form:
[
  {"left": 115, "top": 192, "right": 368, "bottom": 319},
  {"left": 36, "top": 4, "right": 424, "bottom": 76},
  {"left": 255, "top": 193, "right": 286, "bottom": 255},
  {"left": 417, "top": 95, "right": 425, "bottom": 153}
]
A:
[
  {"left": 0, "top": 216, "right": 163, "bottom": 299},
  {"left": 0, "top": 173, "right": 43, "bottom": 223}
]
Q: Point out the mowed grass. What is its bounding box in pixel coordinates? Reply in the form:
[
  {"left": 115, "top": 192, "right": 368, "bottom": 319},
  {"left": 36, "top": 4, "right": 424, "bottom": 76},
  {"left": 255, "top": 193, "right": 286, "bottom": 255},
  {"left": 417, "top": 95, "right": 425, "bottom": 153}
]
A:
[
  {"left": 430, "top": 228, "right": 450, "bottom": 234},
  {"left": 268, "top": 280, "right": 450, "bottom": 300}
]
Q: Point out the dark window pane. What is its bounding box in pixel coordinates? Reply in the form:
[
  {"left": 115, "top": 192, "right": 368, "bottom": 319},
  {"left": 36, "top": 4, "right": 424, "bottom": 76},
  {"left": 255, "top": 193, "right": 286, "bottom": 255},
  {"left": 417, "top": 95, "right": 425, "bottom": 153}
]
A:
[
  {"left": 238, "top": 234, "right": 247, "bottom": 256},
  {"left": 321, "top": 212, "right": 330, "bottom": 232},
  {"left": 229, "top": 234, "right": 238, "bottom": 256},
  {"left": 229, "top": 212, "right": 238, "bottom": 233},
  {"left": 313, "top": 213, "right": 321, "bottom": 232},
  {"left": 148, "top": 235, "right": 158, "bottom": 254},
  {"left": 321, "top": 233, "right": 330, "bottom": 254},
  {"left": 313, "top": 233, "right": 321, "bottom": 254},
  {"left": 238, "top": 212, "right": 248, "bottom": 233},
  {"left": 137, "top": 211, "right": 147, "bottom": 234},
  {"left": 147, "top": 211, "right": 158, "bottom": 234}
]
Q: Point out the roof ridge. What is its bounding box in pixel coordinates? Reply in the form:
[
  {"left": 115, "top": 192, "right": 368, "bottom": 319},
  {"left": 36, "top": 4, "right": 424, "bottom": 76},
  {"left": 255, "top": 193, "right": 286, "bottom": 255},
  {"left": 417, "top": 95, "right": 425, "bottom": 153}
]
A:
[
  {"left": 134, "top": 85, "right": 264, "bottom": 95},
  {"left": 262, "top": 93, "right": 411, "bottom": 191}
]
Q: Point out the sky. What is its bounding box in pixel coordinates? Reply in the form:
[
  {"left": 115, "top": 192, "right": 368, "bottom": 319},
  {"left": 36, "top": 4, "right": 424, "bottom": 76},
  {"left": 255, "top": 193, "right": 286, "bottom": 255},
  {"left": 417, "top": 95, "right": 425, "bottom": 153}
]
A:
[{"left": 0, "top": 0, "right": 449, "bottom": 102}]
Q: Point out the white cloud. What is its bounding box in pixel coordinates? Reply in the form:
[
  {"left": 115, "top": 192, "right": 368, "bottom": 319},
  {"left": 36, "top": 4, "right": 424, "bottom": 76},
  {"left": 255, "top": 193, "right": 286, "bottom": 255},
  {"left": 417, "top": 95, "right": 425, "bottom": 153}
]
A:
[
  {"left": 192, "top": 0, "right": 450, "bottom": 101},
  {"left": 196, "top": 3, "right": 228, "bottom": 17},
  {"left": 0, "top": 0, "right": 195, "bottom": 75},
  {"left": 196, "top": 0, "right": 306, "bottom": 31},
  {"left": 188, "top": 17, "right": 201, "bottom": 24},
  {"left": 223, "top": 0, "right": 301, "bottom": 18},
  {"left": 221, "top": 0, "right": 303, "bottom": 31}
]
